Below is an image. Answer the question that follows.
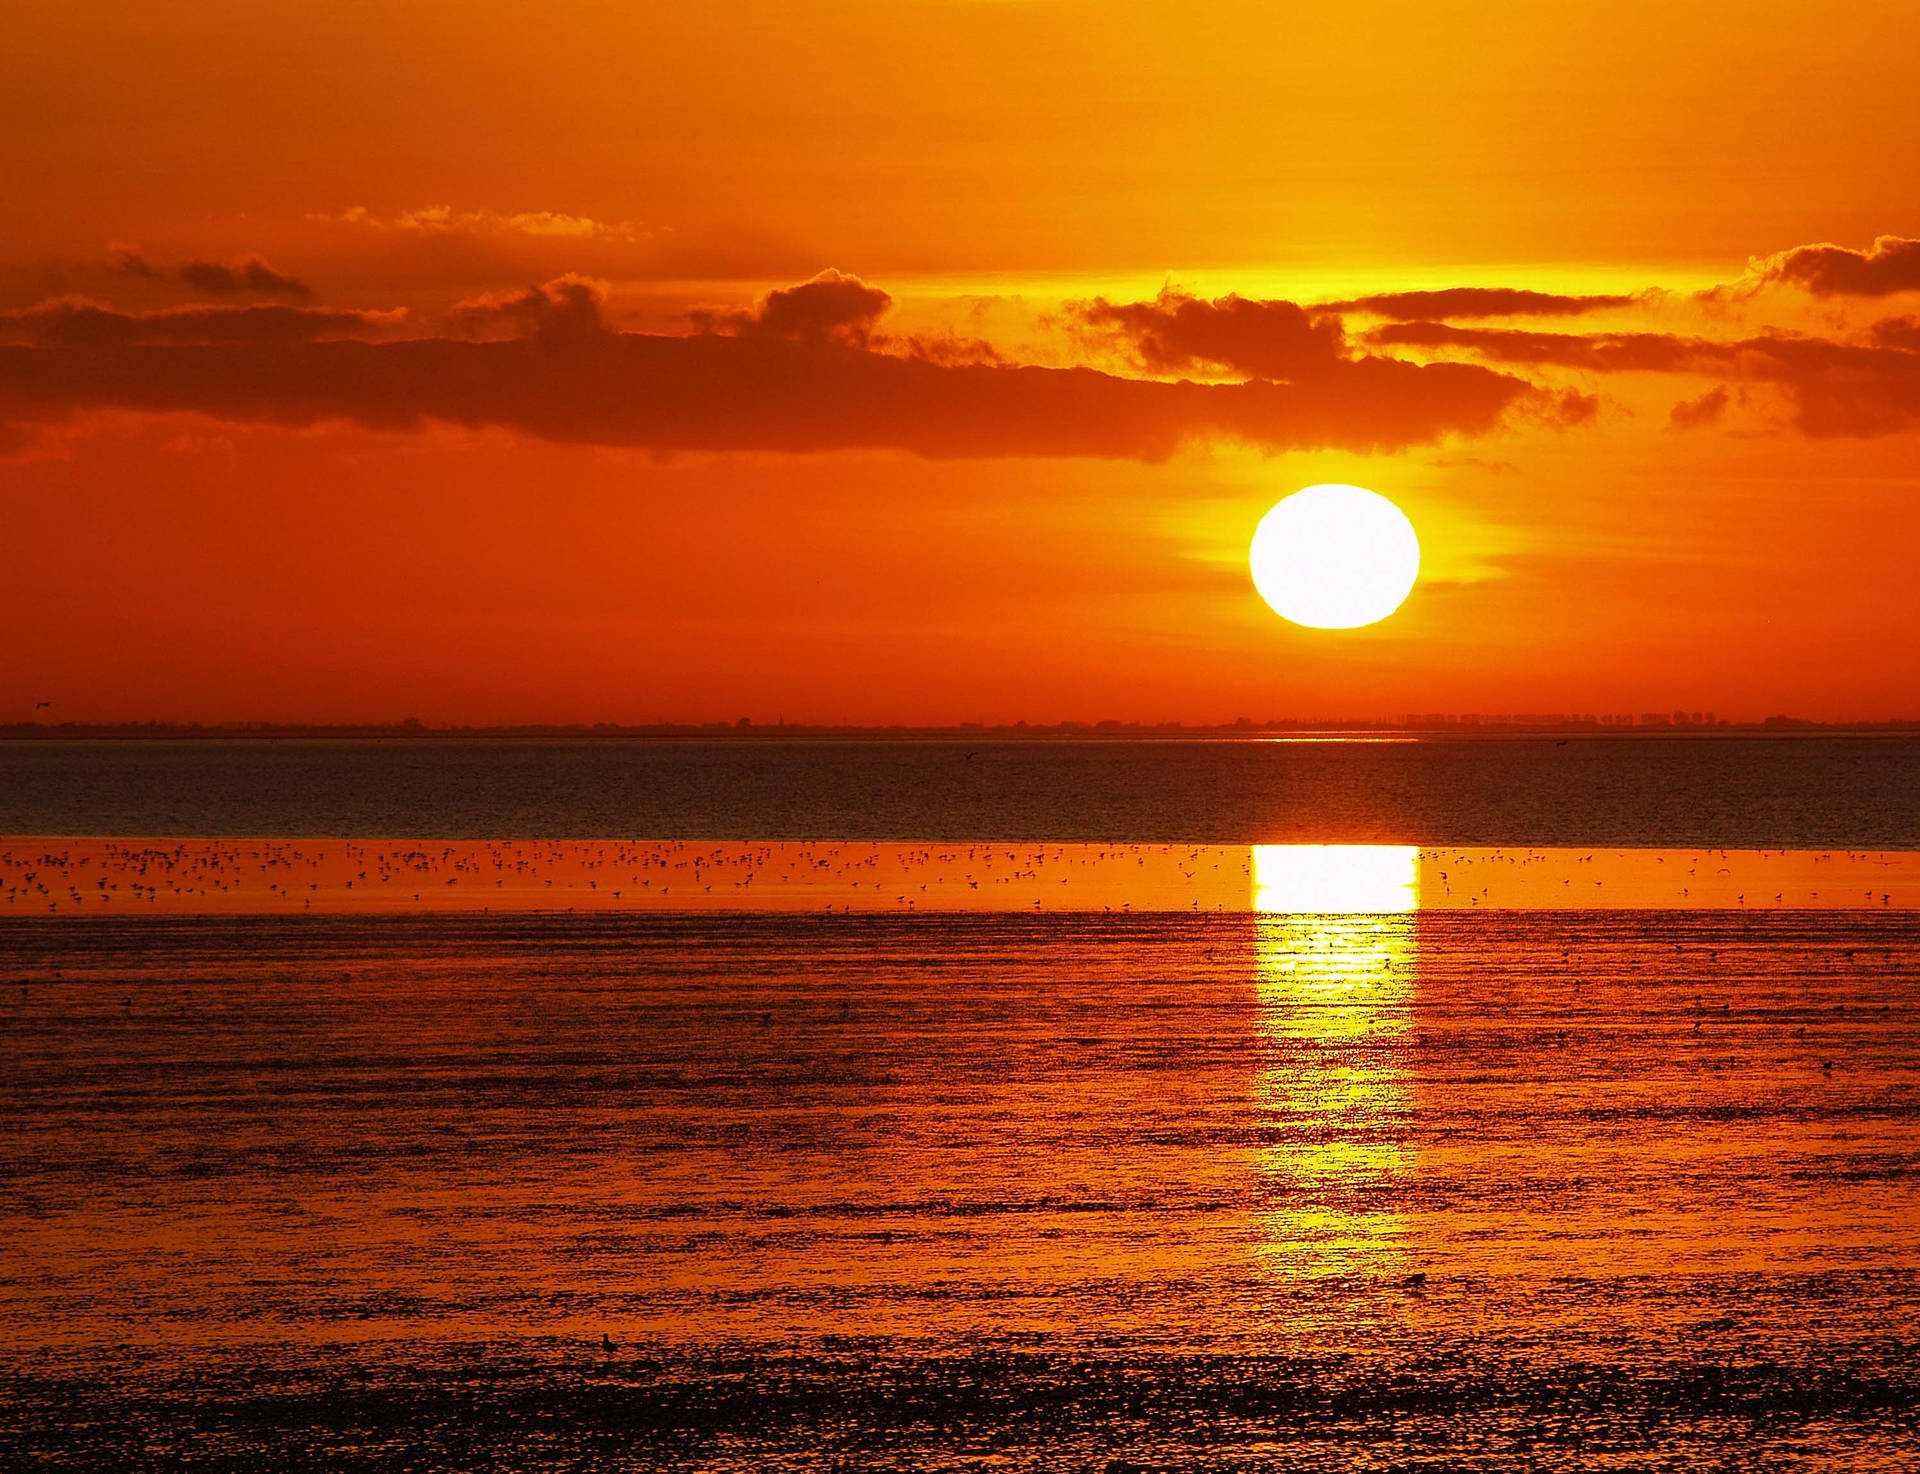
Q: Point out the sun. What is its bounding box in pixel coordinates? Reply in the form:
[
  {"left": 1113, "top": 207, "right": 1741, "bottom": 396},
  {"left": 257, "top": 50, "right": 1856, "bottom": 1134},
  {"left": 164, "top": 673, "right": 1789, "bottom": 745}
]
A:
[{"left": 1249, "top": 484, "right": 1420, "bottom": 630}]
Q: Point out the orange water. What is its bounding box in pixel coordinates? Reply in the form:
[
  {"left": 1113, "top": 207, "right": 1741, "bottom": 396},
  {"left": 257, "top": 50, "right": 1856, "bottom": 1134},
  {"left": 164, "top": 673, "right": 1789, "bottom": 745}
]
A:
[{"left": 3, "top": 907, "right": 1917, "bottom": 1467}]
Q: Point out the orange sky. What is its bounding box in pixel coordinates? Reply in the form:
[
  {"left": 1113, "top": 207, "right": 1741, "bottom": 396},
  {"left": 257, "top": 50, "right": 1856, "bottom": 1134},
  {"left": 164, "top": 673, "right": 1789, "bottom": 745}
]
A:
[{"left": 3, "top": 0, "right": 1919, "bottom": 724}]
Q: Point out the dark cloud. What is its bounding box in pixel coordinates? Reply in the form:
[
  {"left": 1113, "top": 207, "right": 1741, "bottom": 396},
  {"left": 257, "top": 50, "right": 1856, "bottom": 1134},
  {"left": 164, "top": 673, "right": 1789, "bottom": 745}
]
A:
[
  {"left": 0, "top": 316, "right": 1536, "bottom": 462},
  {"left": 0, "top": 298, "right": 407, "bottom": 347},
  {"left": 1748, "top": 236, "right": 1920, "bottom": 297},
  {"left": 178, "top": 255, "right": 314, "bottom": 301},
  {"left": 1321, "top": 287, "right": 1637, "bottom": 320},
  {"left": 1364, "top": 321, "right": 1694, "bottom": 371},
  {"left": 1669, "top": 385, "right": 1729, "bottom": 430},
  {"left": 452, "top": 275, "right": 609, "bottom": 339},
  {"left": 22, "top": 260, "right": 1914, "bottom": 450},
  {"left": 889, "top": 332, "right": 1006, "bottom": 367},
  {"left": 1067, "top": 289, "right": 1621, "bottom": 430},
  {"left": 106, "top": 242, "right": 158, "bottom": 279},
  {"left": 1072, "top": 289, "right": 1345, "bottom": 380},
  {"left": 690, "top": 268, "right": 893, "bottom": 346},
  {"left": 1366, "top": 322, "right": 1920, "bottom": 437},
  {"left": 1869, "top": 316, "right": 1920, "bottom": 350},
  {"left": 1759, "top": 340, "right": 1920, "bottom": 437},
  {"left": 1550, "top": 389, "right": 1601, "bottom": 426}
]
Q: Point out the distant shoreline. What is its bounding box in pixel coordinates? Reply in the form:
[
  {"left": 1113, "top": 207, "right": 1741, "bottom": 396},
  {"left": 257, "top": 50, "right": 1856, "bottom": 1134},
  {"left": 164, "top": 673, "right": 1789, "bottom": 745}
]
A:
[{"left": 2, "top": 721, "right": 1917, "bottom": 742}]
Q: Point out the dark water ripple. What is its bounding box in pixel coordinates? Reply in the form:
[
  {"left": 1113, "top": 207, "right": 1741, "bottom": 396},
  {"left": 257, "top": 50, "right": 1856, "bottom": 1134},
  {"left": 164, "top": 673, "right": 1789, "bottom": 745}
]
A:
[
  {"left": 3, "top": 911, "right": 1918, "bottom": 1468},
  {"left": 3, "top": 736, "right": 1917, "bottom": 845}
]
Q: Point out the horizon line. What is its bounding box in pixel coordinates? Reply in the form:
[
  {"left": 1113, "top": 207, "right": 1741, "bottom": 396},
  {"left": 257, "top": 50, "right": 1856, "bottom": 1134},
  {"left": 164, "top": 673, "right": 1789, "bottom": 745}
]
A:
[{"left": 5, "top": 716, "right": 1919, "bottom": 741}]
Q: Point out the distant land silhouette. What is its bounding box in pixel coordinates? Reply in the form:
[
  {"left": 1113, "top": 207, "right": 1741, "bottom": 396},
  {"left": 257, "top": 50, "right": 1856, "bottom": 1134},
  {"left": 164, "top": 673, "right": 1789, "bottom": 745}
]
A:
[{"left": 4, "top": 716, "right": 1916, "bottom": 741}]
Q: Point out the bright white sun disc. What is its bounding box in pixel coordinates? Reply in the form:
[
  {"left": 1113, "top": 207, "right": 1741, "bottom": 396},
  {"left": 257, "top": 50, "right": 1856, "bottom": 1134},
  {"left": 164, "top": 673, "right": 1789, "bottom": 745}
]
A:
[{"left": 1249, "top": 484, "right": 1420, "bottom": 629}]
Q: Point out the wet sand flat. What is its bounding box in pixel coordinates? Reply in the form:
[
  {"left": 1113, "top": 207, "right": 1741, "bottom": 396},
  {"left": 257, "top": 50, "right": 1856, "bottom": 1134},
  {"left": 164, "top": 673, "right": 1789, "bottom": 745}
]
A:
[{"left": 3, "top": 909, "right": 1917, "bottom": 1468}]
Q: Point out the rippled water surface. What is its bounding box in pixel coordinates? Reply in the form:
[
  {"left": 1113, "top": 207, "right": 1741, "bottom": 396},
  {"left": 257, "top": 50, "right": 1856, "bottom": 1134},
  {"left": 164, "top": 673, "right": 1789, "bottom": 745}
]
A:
[
  {"left": 4, "top": 910, "right": 1918, "bottom": 1469},
  {"left": 4, "top": 736, "right": 1918, "bottom": 845}
]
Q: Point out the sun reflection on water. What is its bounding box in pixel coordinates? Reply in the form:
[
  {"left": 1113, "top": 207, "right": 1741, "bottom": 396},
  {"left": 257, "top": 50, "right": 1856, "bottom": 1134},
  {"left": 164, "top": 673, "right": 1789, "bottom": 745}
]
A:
[
  {"left": 1252, "top": 845, "right": 1419, "bottom": 915},
  {"left": 1250, "top": 846, "right": 1418, "bottom": 1277}
]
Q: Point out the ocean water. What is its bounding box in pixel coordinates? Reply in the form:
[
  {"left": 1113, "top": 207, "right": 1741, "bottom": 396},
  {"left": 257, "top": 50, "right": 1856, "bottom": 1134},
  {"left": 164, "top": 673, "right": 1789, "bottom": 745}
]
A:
[
  {"left": 2, "top": 735, "right": 1917, "bottom": 845},
  {"left": 2, "top": 740, "right": 1918, "bottom": 1468}
]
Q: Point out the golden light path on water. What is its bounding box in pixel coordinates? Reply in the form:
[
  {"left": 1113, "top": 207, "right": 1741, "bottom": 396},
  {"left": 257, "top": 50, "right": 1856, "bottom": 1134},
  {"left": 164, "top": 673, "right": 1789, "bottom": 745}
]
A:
[{"left": 1252, "top": 846, "right": 1417, "bottom": 1278}]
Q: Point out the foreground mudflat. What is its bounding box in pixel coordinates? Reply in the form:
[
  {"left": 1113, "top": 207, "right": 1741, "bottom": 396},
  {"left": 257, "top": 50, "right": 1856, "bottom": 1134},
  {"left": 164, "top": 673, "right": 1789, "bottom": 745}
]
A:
[
  {"left": 3, "top": 911, "right": 1917, "bottom": 1468},
  {"left": 9, "top": 1338, "right": 1919, "bottom": 1471}
]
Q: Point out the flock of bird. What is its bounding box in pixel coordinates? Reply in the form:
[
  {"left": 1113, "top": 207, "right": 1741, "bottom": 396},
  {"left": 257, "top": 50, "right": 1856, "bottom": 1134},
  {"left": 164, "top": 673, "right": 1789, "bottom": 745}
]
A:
[
  {"left": 0, "top": 841, "right": 1256, "bottom": 914},
  {"left": 0, "top": 842, "right": 1910, "bottom": 915}
]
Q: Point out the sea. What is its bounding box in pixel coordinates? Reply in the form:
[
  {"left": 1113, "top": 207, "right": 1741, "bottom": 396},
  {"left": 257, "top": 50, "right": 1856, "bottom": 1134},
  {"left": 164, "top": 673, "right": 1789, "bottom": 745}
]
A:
[{"left": 2, "top": 737, "right": 1917, "bottom": 1470}]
